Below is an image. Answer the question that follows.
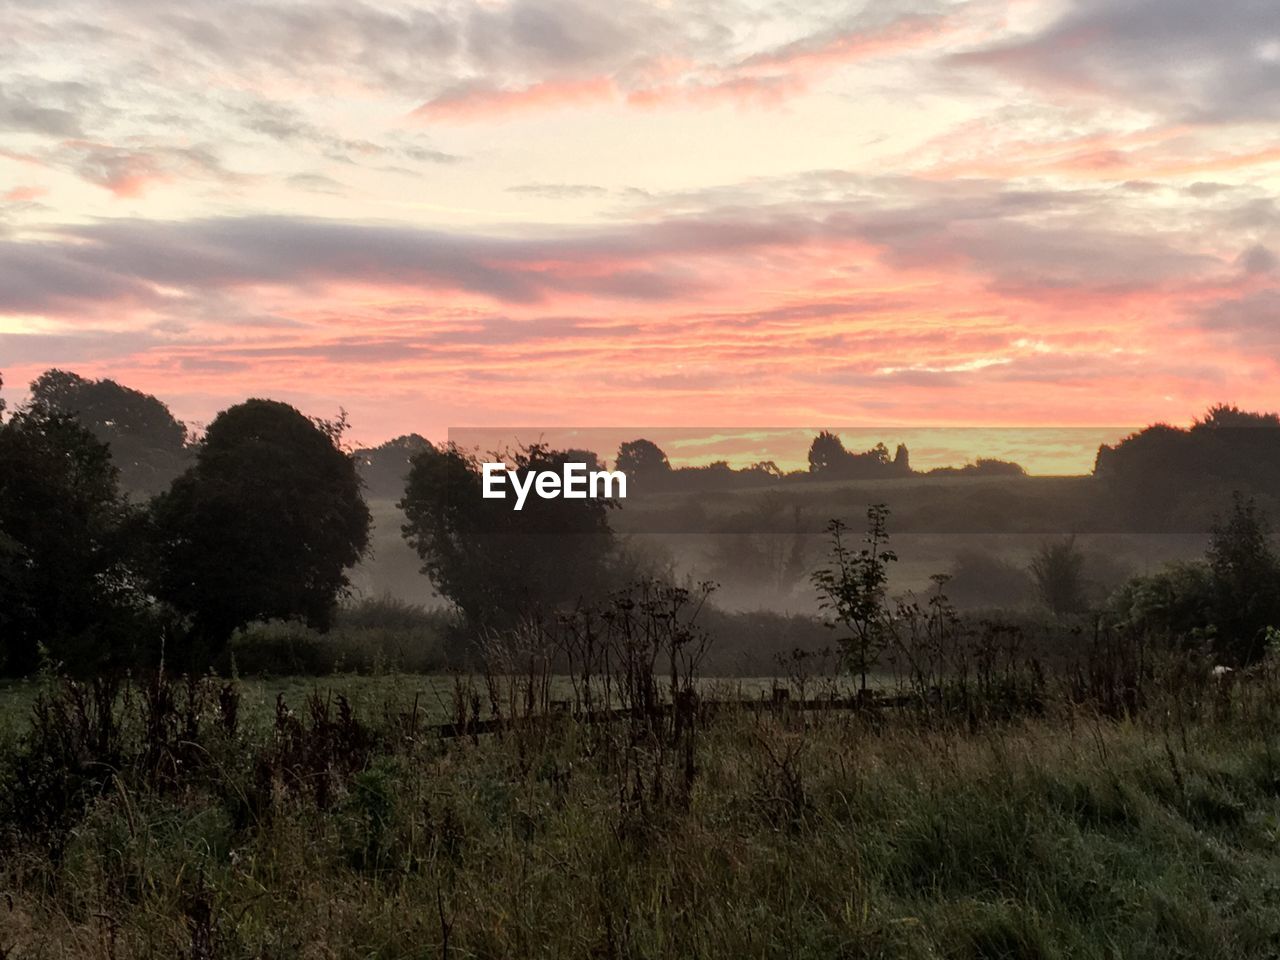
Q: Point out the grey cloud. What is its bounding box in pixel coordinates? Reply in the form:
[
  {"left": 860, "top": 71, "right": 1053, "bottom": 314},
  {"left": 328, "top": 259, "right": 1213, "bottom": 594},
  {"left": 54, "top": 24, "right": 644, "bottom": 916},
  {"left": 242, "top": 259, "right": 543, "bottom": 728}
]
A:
[
  {"left": 0, "top": 174, "right": 1248, "bottom": 318},
  {"left": 1195, "top": 289, "right": 1280, "bottom": 354},
  {"left": 11, "top": 0, "right": 676, "bottom": 98},
  {"left": 231, "top": 97, "right": 458, "bottom": 165},
  {"left": 287, "top": 173, "right": 346, "bottom": 195},
  {"left": 1238, "top": 245, "right": 1278, "bottom": 275},
  {"left": 0, "top": 77, "right": 109, "bottom": 137},
  {"left": 0, "top": 97, "right": 81, "bottom": 137},
  {"left": 465, "top": 0, "right": 661, "bottom": 74},
  {"left": 0, "top": 215, "right": 710, "bottom": 314},
  {"left": 953, "top": 0, "right": 1280, "bottom": 122},
  {"left": 0, "top": 240, "right": 154, "bottom": 312},
  {"left": 0, "top": 329, "right": 163, "bottom": 364}
]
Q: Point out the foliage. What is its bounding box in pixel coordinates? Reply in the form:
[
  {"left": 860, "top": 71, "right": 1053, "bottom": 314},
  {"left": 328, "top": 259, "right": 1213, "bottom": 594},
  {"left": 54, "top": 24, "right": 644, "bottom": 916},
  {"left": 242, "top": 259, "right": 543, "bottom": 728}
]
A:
[
  {"left": 704, "top": 492, "right": 808, "bottom": 603},
  {"left": 1095, "top": 405, "right": 1280, "bottom": 528},
  {"left": 28, "top": 368, "right": 191, "bottom": 496},
  {"left": 1030, "top": 536, "right": 1088, "bottom": 617},
  {"left": 225, "top": 599, "right": 452, "bottom": 676},
  {"left": 1104, "top": 494, "right": 1280, "bottom": 664},
  {"left": 0, "top": 408, "right": 147, "bottom": 676},
  {"left": 1107, "top": 561, "right": 1217, "bottom": 646},
  {"left": 807, "top": 431, "right": 911, "bottom": 479},
  {"left": 615, "top": 438, "right": 671, "bottom": 481},
  {"left": 149, "top": 399, "right": 371, "bottom": 664},
  {"left": 1206, "top": 492, "right": 1280, "bottom": 663},
  {"left": 945, "top": 548, "right": 1036, "bottom": 609},
  {"left": 399, "top": 442, "right": 617, "bottom": 638},
  {"left": 353, "top": 433, "right": 433, "bottom": 498},
  {"left": 926, "top": 457, "right": 1026, "bottom": 477},
  {"left": 811, "top": 504, "right": 897, "bottom": 692}
]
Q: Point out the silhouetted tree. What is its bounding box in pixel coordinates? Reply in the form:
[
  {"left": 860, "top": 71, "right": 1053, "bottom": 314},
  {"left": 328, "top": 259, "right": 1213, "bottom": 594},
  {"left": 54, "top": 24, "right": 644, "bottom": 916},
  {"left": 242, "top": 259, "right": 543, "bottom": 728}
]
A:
[
  {"left": 808, "top": 430, "right": 847, "bottom": 475},
  {"left": 354, "top": 433, "right": 433, "bottom": 498},
  {"left": 927, "top": 458, "right": 1026, "bottom": 477},
  {"left": 29, "top": 369, "right": 190, "bottom": 495},
  {"left": 1207, "top": 493, "right": 1280, "bottom": 663},
  {"left": 1030, "top": 536, "right": 1088, "bottom": 617},
  {"left": 149, "top": 399, "right": 370, "bottom": 663},
  {"left": 616, "top": 439, "right": 670, "bottom": 482},
  {"left": 1095, "top": 405, "right": 1280, "bottom": 529},
  {"left": 946, "top": 549, "right": 1035, "bottom": 609},
  {"left": 1194, "top": 404, "right": 1280, "bottom": 431},
  {"left": 808, "top": 432, "right": 911, "bottom": 479},
  {"left": 1107, "top": 562, "right": 1217, "bottom": 649},
  {"left": 562, "top": 448, "right": 606, "bottom": 472},
  {"left": 0, "top": 408, "right": 145, "bottom": 675},
  {"left": 400, "top": 442, "right": 617, "bottom": 638},
  {"left": 812, "top": 505, "right": 897, "bottom": 693},
  {"left": 893, "top": 443, "right": 910, "bottom": 473},
  {"left": 707, "top": 493, "right": 807, "bottom": 601}
]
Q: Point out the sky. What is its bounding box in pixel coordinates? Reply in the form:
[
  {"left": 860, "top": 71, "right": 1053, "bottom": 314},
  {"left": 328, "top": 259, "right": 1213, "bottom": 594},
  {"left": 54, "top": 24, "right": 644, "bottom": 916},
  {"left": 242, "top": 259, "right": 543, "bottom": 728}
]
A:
[{"left": 1, "top": 0, "right": 1278, "bottom": 472}]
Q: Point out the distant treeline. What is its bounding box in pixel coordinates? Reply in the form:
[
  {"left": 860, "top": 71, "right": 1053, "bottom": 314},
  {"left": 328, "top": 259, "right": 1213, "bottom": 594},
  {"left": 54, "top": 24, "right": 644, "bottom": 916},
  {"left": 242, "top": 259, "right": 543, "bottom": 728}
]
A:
[
  {"left": 12, "top": 371, "right": 1279, "bottom": 516},
  {"left": 356, "top": 432, "right": 1025, "bottom": 499}
]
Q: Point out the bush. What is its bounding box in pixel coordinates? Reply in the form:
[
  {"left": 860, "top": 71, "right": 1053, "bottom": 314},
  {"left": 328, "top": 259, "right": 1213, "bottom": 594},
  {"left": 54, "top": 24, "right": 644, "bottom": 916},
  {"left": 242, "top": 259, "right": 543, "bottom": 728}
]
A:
[{"left": 223, "top": 599, "right": 451, "bottom": 676}]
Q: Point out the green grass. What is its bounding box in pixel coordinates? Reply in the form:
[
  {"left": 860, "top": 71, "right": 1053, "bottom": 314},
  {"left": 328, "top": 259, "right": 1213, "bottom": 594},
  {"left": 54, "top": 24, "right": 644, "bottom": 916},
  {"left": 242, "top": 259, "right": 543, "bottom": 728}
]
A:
[{"left": 4, "top": 677, "right": 1280, "bottom": 958}]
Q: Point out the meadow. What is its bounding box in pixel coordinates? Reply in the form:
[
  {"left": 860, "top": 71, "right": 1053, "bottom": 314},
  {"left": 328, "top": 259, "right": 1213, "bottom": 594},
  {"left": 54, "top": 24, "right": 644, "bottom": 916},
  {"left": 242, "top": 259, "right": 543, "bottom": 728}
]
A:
[{"left": 2, "top": 658, "right": 1280, "bottom": 959}]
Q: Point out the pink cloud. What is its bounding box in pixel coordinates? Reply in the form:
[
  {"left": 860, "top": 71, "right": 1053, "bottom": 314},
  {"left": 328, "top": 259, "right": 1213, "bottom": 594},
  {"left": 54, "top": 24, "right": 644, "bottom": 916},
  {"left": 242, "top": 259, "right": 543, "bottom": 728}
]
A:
[
  {"left": 412, "top": 13, "right": 956, "bottom": 123},
  {"left": 410, "top": 77, "right": 617, "bottom": 122},
  {"left": 1, "top": 185, "right": 46, "bottom": 202},
  {"left": 739, "top": 13, "right": 957, "bottom": 74}
]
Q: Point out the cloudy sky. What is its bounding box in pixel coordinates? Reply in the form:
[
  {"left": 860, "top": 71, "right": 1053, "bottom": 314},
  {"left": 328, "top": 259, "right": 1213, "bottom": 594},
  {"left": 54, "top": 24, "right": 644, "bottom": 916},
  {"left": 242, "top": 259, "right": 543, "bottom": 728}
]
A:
[{"left": 1, "top": 0, "right": 1277, "bottom": 467}]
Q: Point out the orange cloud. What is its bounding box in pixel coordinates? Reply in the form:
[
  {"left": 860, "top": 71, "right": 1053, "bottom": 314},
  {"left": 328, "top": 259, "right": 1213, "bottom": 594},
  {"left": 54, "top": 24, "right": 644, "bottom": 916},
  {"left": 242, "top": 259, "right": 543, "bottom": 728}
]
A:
[
  {"left": 740, "top": 13, "right": 957, "bottom": 74},
  {"left": 413, "top": 14, "right": 956, "bottom": 123},
  {"left": 410, "top": 77, "right": 617, "bottom": 122},
  {"left": 913, "top": 123, "right": 1280, "bottom": 182},
  {"left": 627, "top": 74, "right": 807, "bottom": 109},
  {"left": 1, "top": 185, "right": 46, "bottom": 202}
]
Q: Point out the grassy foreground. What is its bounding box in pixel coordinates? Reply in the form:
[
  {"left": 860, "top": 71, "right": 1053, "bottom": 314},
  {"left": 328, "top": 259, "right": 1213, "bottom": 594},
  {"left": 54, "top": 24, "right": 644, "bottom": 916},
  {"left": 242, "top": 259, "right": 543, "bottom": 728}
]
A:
[{"left": 3, "top": 672, "right": 1280, "bottom": 959}]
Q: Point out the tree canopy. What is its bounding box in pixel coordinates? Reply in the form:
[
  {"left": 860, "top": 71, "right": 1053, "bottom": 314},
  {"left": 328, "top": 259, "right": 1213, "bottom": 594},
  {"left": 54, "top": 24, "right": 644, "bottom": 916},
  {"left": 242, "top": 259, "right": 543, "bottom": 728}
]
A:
[
  {"left": 0, "top": 407, "right": 146, "bottom": 675},
  {"left": 149, "top": 399, "right": 371, "bottom": 660},
  {"left": 807, "top": 432, "right": 912, "bottom": 479},
  {"left": 400, "top": 442, "right": 617, "bottom": 636},
  {"left": 1094, "top": 405, "right": 1280, "bottom": 529},
  {"left": 354, "top": 433, "right": 433, "bottom": 498},
  {"left": 615, "top": 439, "right": 671, "bottom": 482},
  {"left": 29, "top": 369, "right": 190, "bottom": 496}
]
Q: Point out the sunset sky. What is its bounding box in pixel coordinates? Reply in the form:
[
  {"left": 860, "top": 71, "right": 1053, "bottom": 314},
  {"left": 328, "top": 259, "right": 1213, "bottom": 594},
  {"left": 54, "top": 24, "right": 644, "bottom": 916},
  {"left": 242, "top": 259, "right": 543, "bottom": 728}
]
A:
[{"left": 1, "top": 0, "right": 1278, "bottom": 471}]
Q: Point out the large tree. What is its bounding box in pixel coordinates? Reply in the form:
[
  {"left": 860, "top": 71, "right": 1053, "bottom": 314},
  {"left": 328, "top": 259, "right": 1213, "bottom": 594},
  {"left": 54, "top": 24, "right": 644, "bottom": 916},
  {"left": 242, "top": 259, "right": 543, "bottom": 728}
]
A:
[
  {"left": 1094, "top": 405, "right": 1280, "bottom": 530},
  {"left": 615, "top": 439, "right": 671, "bottom": 484},
  {"left": 150, "top": 399, "right": 370, "bottom": 659},
  {"left": 400, "top": 442, "right": 617, "bottom": 635},
  {"left": 0, "top": 407, "right": 145, "bottom": 675},
  {"left": 1207, "top": 493, "right": 1280, "bottom": 663},
  {"left": 354, "top": 433, "right": 433, "bottom": 498},
  {"left": 29, "top": 369, "right": 190, "bottom": 495}
]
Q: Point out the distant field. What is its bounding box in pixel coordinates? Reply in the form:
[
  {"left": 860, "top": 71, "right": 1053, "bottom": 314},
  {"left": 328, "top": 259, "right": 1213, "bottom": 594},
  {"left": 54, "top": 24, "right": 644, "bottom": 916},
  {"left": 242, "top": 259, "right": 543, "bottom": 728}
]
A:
[{"left": 353, "top": 479, "right": 1209, "bottom": 612}]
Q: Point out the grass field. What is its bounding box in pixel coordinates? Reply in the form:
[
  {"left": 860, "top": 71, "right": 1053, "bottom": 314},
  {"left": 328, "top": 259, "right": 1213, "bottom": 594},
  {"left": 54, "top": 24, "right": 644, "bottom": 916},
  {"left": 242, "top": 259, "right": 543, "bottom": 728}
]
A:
[
  {"left": 3, "top": 669, "right": 1280, "bottom": 958},
  {"left": 0, "top": 510, "right": 1272, "bottom": 957}
]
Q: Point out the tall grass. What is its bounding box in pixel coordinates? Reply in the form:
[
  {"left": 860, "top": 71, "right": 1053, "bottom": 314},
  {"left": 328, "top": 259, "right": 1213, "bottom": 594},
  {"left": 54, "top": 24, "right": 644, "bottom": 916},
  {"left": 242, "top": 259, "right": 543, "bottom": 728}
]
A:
[{"left": 2, "top": 645, "right": 1280, "bottom": 957}]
